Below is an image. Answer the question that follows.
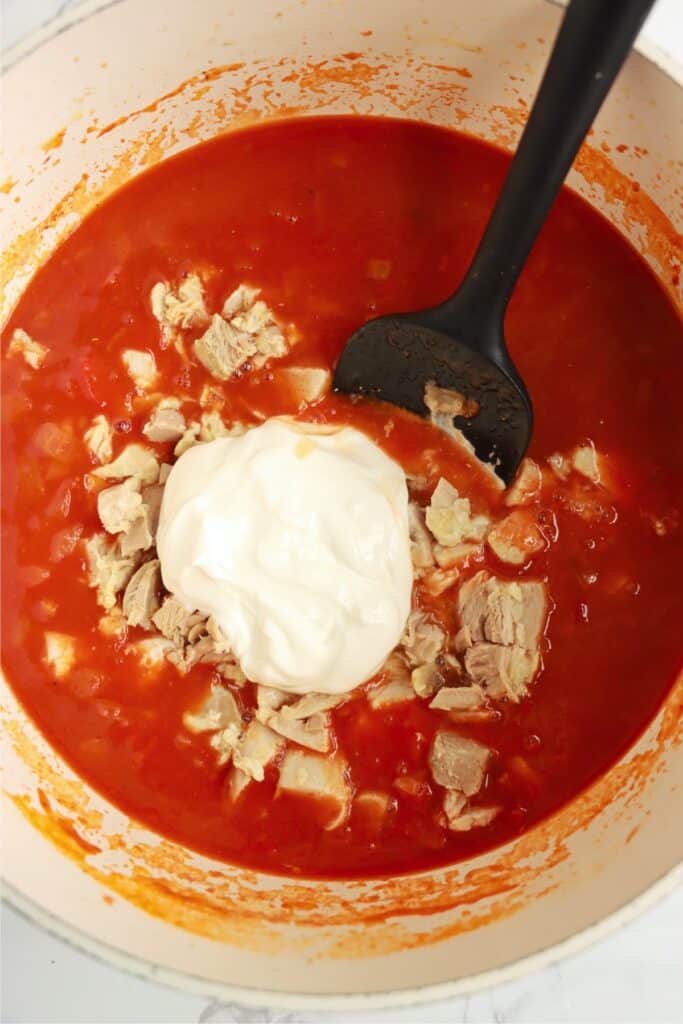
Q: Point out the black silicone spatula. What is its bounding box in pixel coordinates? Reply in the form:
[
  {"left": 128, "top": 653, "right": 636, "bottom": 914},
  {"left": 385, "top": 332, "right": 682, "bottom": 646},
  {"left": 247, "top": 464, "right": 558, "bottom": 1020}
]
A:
[{"left": 333, "top": 0, "right": 655, "bottom": 484}]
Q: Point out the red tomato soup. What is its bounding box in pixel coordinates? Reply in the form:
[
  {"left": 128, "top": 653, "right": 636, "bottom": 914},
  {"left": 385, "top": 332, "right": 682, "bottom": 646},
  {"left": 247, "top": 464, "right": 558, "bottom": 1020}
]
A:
[{"left": 2, "top": 117, "right": 682, "bottom": 878}]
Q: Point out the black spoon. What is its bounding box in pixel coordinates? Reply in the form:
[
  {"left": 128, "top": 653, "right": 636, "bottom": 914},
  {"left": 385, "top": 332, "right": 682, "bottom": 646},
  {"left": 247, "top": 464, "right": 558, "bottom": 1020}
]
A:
[{"left": 333, "top": 0, "right": 655, "bottom": 484}]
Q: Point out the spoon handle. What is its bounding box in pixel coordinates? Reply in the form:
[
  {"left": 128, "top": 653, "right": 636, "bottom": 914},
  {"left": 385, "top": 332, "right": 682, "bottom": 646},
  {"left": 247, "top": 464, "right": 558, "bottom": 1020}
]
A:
[{"left": 441, "top": 0, "right": 655, "bottom": 327}]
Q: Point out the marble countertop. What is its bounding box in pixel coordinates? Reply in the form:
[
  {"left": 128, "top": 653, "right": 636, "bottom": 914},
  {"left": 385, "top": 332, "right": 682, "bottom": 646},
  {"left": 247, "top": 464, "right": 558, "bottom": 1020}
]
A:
[{"left": 1, "top": 1, "right": 682, "bottom": 1021}]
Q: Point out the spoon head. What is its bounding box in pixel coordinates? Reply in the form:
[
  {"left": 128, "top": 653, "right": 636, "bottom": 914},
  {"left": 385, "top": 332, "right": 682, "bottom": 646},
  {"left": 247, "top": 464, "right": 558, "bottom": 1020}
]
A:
[{"left": 333, "top": 314, "right": 533, "bottom": 485}]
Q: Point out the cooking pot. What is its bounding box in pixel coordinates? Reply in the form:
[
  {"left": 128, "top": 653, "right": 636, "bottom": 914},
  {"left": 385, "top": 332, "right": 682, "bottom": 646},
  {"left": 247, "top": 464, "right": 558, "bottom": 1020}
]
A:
[{"left": 2, "top": 0, "right": 682, "bottom": 1010}]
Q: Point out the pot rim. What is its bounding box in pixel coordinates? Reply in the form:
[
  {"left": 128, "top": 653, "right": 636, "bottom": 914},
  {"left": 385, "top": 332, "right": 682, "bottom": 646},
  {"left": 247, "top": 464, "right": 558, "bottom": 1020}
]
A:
[{"left": 2, "top": 0, "right": 682, "bottom": 1010}]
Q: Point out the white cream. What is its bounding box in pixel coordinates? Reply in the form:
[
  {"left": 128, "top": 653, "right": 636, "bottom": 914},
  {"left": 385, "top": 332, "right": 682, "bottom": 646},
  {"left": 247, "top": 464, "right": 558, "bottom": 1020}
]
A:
[{"left": 157, "top": 417, "right": 412, "bottom": 693}]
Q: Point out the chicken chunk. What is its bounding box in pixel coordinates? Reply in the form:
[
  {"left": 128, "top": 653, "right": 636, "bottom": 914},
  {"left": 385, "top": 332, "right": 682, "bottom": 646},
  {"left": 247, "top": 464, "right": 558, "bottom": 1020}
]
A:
[
  {"left": 122, "top": 349, "right": 158, "bottom": 390},
  {"left": 401, "top": 610, "right": 445, "bottom": 667},
  {"left": 411, "top": 662, "right": 443, "bottom": 699},
  {"left": 194, "top": 314, "right": 257, "bottom": 380},
  {"left": 84, "top": 415, "right": 113, "bottom": 463},
  {"left": 275, "top": 366, "right": 331, "bottom": 406},
  {"left": 487, "top": 509, "right": 545, "bottom": 566},
  {"left": 456, "top": 571, "right": 548, "bottom": 702},
  {"left": 221, "top": 284, "right": 289, "bottom": 364},
  {"left": 505, "top": 457, "right": 542, "bottom": 507},
  {"left": 464, "top": 644, "right": 539, "bottom": 701},
  {"left": 93, "top": 444, "right": 159, "bottom": 485},
  {"left": 571, "top": 441, "right": 601, "bottom": 484},
  {"left": 152, "top": 595, "right": 198, "bottom": 643},
  {"left": 429, "top": 729, "right": 492, "bottom": 796},
  {"left": 150, "top": 274, "right": 209, "bottom": 346},
  {"left": 199, "top": 410, "right": 230, "bottom": 442},
  {"left": 425, "top": 478, "right": 490, "bottom": 547},
  {"left": 443, "top": 790, "right": 500, "bottom": 831},
  {"left": 446, "top": 801, "right": 500, "bottom": 832},
  {"left": 44, "top": 632, "right": 76, "bottom": 679},
  {"left": 408, "top": 503, "right": 434, "bottom": 569},
  {"left": 256, "top": 685, "right": 291, "bottom": 714},
  {"left": 367, "top": 653, "right": 416, "bottom": 708},
  {"left": 264, "top": 711, "right": 333, "bottom": 753},
  {"left": 183, "top": 684, "right": 243, "bottom": 766},
  {"left": 118, "top": 503, "right": 154, "bottom": 556},
  {"left": 122, "top": 559, "right": 162, "bottom": 629},
  {"left": 457, "top": 571, "right": 547, "bottom": 651},
  {"left": 278, "top": 750, "right": 351, "bottom": 830},
  {"left": 143, "top": 404, "right": 186, "bottom": 443},
  {"left": 429, "top": 685, "right": 485, "bottom": 711},
  {"left": 84, "top": 534, "right": 138, "bottom": 611},
  {"left": 424, "top": 380, "right": 479, "bottom": 420},
  {"left": 8, "top": 328, "right": 48, "bottom": 369},
  {"left": 232, "top": 720, "right": 284, "bottom": 782},
  {"left": 97, "top": 477, "right": 142, "bottom": 535}
]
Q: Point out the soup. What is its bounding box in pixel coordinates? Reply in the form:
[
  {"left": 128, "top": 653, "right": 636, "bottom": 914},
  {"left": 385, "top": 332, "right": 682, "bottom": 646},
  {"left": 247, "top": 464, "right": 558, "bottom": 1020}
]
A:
[{"left": 2, "top": 116, "right": 682, "bottom": 878}]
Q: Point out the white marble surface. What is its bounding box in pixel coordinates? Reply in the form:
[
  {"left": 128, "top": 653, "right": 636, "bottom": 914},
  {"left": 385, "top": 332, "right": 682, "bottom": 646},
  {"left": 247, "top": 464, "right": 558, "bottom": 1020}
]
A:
[{"left": 1, "top": 1, "right": 682, "bottom": 1021}]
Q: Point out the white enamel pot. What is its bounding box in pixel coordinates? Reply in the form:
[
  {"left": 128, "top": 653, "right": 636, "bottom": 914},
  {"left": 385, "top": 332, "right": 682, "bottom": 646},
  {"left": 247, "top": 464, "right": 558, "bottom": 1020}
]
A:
[{"left": 2, "top": 0, "right": 682, "bottom": 1010}]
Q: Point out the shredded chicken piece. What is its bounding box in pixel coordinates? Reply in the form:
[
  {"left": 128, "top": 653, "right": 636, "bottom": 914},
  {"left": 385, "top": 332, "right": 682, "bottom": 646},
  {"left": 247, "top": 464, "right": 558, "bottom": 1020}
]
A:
[
  {"left": 429, "top": 729, "right": 492, "bottom": 796},
  {"left": 264, "top": 710, "right": 333, "bottom": 753},
  {"left": 8, "top": 328, "right": 48, "bottom": 369},
  {"left": 221, "top": 283, "right": 260, "bottom": 319},
  {"left": 233, "top": 720, "right": 284, "bottom": 781},
  {"left": 425, "top": 478, "right": 490, "bottom": 547},
  {"left": 150, "top": 274, "right": 209, "bottom": 347},
  {"left": 99, "top": 607, "right": 126, "bottom": 639},
  {"left": 183, "top": 684, "right": 242, "bottom": 765},
  {"left": 487, "top": 509, "right": 545, "bottom": 566},
  {"left": 547, "top": 452, "right": 570, "bottom": 480},
  {"left": 464, "top": 644, "right": 539, "bottom": 702},
  {"left": 122, "top": 559, "right": 161, "bottom": 629},
  {"left": 128, "top": 635, "right": 172, "bottom": 670},
  {"left": 256, "top": 685, "right": 291, "bottom": 714},
  {"left": 278, "top": 750, "right": 351, "bottom": 830},
  {"left": 152, "top": 595, "right": 197, "bottom": 643},
  {"left": 279, "top": 692, "right": 345, "bottom": 720},
  {"left": 275, "top": 367, "right": 330, "bottom": 406},
  {"left": 458, "top": 571, "right": 547, "bottom": 651},
  {"left": 572, "top": 441, "right": 601, "bottom": 484},
  {"left": 118, "top": 504, "right": 154, "bottom": 556},
  {"left": 97, "top": 477, "right": 142, "bottom": 535},
  {"left": 422, "top": 565, "right": 462, "bottom": 598},
  {"left": 122, "top": 349, "right": 158, "bottom": 390},
  {"left": 93, "top": 444, "right": 159, "bottom": 485},
  {"left": 84, "top": 415, "right": 113, "bottom": 463},
  {"left": 429, "top": 685, "right": 485, "bottom": 711},
  {"left": 433, "top": 542, "right": 482, "bottom": 569},
  {"left": 401, "top": 610, "right": 445, "bottom": 667},
  {"left": 227, "top": 294, "right": 287, "bottom": 367},
  {"left": 408, "top": 503, "right": 434, "bottom": 569},
  {"left": 174, "top": 422, "right": 201, "bottom": 456},
  {"left": 194, "top": 314, "right": 257, "bottom": 380},
  {"left": 44, "top": 632, "right": 76, "bottom": 678},
  {"left": 445, "top": 800, "right": 500, "bottom": 832},
  {"left": 197, "top": 410, "right": 229, "bottom": 442},
  {"left": 367, "top": 653, "right": 416, "bottom": 708},
  {"left": 411, "top": 662, "right": 443, "bottom": 699},
  {"left": 424, "top": 380, "right": 479, "bottom": 420},
  {"left": 84, "top": 534, "right": 138, "bottom": 611},
  {"left": 143, "top": 404, "right": 186, "bottom": 443},
  {"left": 505, "top": 457, "right": 542, "bottom": 507},
  {"left": 456, "top": 571, "right": 547, "bottom": 701},
  {"left": 140, "top": 483, "right": 163, "bottom": 541}
]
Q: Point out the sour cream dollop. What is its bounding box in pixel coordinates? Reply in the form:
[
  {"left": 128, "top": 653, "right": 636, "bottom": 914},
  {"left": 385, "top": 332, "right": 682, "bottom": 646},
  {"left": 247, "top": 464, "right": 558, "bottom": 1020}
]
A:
[{"left": 157, "top": 417, "right": 412, "bottom": 694}]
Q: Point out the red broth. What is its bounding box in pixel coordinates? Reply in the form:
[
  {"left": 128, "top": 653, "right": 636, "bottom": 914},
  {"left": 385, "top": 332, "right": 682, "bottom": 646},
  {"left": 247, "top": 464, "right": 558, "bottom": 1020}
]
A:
[{"left": 2, "top": 116, "right": 682, "bottom": 877}]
